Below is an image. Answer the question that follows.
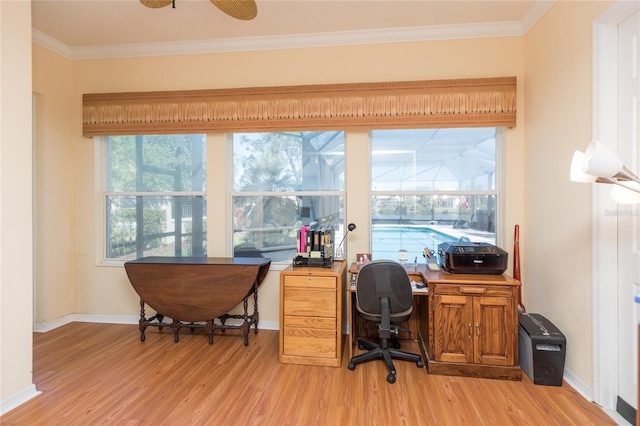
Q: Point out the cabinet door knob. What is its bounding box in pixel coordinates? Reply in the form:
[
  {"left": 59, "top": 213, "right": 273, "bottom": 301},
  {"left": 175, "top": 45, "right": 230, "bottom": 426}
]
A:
[
  {"left": 476, "top": 323, "right": 481, "bottom": 336},
  {"left": 468, "top": 322, "right": 473, "bottom": 337}
]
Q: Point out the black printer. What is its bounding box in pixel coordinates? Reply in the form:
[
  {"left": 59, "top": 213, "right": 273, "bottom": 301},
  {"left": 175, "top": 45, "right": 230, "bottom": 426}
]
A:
[{"left": 437, "top": 242, "right": 508, "bottom": 275}]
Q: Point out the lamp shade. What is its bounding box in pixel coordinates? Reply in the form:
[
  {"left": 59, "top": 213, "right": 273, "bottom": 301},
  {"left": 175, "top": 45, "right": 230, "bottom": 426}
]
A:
[
  {"left": 583, "top": 140, "right": 624, "bottom": 178},
  {"left": 610, "top": 182, "right": 640, "bottom": 204},
  {"left": 570, "top": 151, "right": 598, "bottom": 183}
]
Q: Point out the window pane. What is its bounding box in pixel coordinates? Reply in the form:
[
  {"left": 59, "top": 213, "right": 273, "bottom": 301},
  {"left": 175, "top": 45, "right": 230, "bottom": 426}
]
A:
[
  {"left": 107, "top": 134, "right": 206, "bottom": 192},
  {"left": 233, "top": 195, "right": 343, "bottom": 261},
  {"left": 106, "top": 195, "right": 207, "bottom": 260},
  {"left": 371, "top": 194, "right": 496, "bottom": 261},
  {"left": 371, "top": 128, "right": 496, "bottom": 191},
  {"left": 233, "top": 131, "right": 344, "bottom": 191}
]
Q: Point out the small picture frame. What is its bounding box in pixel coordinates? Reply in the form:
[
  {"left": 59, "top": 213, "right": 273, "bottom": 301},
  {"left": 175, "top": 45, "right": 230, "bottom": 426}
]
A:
[{"left": 356, "top": 253, "right": 372, "bottom": 264}]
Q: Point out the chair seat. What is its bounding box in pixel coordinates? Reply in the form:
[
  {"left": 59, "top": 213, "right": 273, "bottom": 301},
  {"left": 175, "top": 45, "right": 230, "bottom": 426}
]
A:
[{"left": 356, "top": 304, "right": 412, "bottom": 324}]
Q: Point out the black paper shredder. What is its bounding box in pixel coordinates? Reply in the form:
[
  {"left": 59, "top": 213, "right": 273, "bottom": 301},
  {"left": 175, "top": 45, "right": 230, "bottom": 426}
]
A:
[{"left": 518, "top": 313, "right": 566, "bottom": 386}]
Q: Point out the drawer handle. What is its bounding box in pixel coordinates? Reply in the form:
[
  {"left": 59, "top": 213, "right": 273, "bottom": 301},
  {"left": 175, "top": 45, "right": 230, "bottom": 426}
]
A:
[{"left": 459, "top": 287, "right": 486, "bottom": 294}]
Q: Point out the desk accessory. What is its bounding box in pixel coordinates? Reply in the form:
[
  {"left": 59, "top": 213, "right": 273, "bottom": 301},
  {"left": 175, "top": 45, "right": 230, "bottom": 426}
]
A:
[
  {"left": 398, "top": 249, "right": 408, "bottom": 265},
  {"left": 293, "top": 251, "right": 333, "bottom": 268},
  {"left": 334, "top": 223, "right": 356, "bottom": 260},
  {"left": 294, "top": 225, "right": 335, "bottom": 267}
]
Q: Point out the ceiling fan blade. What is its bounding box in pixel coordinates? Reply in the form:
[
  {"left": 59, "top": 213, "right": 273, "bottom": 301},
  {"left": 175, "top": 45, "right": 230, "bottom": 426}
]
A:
[
  {"left": 210, "top": 0, "right": 258, "bottom": 21},
  {"left": 139, "top": 0, "right": 173, "bottom": 8}
]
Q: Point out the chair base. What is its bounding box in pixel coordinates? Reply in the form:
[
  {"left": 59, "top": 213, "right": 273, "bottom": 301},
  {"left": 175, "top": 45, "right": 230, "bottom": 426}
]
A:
[{"left": 347, "top": 338, "right": 424, "bottom": 384}]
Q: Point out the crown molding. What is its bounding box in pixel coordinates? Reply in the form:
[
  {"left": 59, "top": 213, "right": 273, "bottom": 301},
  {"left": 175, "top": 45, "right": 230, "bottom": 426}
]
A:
[
  {"left": 520, "top": 0, "right": 556, "bottom": 33},
  {"left": 33, "top": 2, "right": 555, "bottom": 60},
  {"left": 32, "top": 30, "right": 72, "bottom": 58}
]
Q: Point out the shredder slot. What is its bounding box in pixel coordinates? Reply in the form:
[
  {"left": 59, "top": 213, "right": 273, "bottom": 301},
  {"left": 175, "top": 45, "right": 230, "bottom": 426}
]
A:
[{"left": 536, "top": 344, "right": 561, "bottom": 351}]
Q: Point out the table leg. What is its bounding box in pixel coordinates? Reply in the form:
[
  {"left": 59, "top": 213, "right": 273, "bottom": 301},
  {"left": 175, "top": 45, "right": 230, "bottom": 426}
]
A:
[
  {"left": 213, "top": 283, "right": 260, "bottom": 346},
  {"left": 252, "top": 283, "right": 259, "bottom": 334},
  {"left": 205, "top": 320, "right": 214, "bottom": 345},
  {"left": 139, "top": 299, "right": 147, "bottom": 342},
  {"left": 171, "top": 319, "right": 180, "bottom": 343},
  {"left": 157, "top": 314, "right": 164, "bottom": 330},
  {"left": 242, "top": 296, "right": 250, "bottom": 346}
]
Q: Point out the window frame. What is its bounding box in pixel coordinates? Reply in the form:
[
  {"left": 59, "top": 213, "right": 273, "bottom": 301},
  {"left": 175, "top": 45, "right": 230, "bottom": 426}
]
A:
[
  {"left": 369, "top": 128, "right": 504, "bottom": 260},
  {"left": 99, "top": 135, "right": 207, "bottom": 264},
  {"left": 228, "top": 131, "right": 346, "bottom": 267},
  {"left": 96, "top": 128, "right": 508, "bottom": 268}
]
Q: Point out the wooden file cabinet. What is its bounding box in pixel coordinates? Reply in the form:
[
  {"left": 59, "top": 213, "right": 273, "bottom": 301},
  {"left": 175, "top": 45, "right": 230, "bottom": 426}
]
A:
[
  {"left": 419, "top": 274, "right": 522, "bottom": 380},
  {"left": 279, "top": 261, "right": 346, "bottom": 367}
]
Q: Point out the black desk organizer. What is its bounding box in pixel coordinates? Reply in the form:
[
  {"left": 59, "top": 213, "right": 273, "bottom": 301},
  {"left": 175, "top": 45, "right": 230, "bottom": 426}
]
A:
[{"left": 293, "top": 254, "right": 333, "bottom": 268}]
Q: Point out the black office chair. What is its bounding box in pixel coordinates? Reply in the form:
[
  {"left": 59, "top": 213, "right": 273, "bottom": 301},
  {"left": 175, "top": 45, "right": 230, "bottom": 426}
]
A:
[{"left": 347, "top": 259, "right": 424, "bottom": 383}]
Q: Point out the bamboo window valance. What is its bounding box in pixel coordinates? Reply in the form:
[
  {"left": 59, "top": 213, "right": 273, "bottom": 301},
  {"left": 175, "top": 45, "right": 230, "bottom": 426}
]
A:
[{"left": 82, "top": 77, "right": 516, "bottom": 137}]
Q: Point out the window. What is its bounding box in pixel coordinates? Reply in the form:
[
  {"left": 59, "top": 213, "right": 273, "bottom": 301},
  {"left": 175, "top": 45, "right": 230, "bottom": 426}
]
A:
[
  {"left": 232, "top": 131, "right": 345, "bottom": 262},
  {"left": 105, "top": 134, "right": 207, "bottom": 260},
  {"left": 370, "top": 128, "right": 499, "bottom": 261}
]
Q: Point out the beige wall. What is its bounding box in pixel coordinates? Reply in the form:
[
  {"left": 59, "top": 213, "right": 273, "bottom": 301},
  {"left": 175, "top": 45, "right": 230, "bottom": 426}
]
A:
[
  {"left": 32, "top": 46, "right": 75, "bottom": 323},
  {"left": 1, "top": 0, "right": 34, "bottom": 402},
  {"left": 523, "top": 0, "right": 613, "bottom": 386},
  {"left": 50, "top": 37, "right": 525, "bottom": 326}
]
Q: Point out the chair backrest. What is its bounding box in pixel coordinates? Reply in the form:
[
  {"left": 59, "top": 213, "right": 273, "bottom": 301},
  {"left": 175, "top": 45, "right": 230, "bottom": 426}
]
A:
[{"left": 355, "top": 260, "right": 413, "bottom": 315}]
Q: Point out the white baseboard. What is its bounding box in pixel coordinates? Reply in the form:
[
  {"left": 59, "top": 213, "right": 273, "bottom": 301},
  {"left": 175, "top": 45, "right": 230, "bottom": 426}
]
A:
[
  {"left": 33, "top": 314, "right": 74, "bottom": 332},
  {"left": 34, "top": 314, "right": 280, "bottom": 332},
  {"left": 563, "top": 367, "right": 593, "bottom": 401},
  {"left": 34, "top": 313, "right": 138, "bottom": 332},
  {"left": 0, "top": 384, "right": 41, "bottom": 416},
  {"left": 563, "top": 368, "right": 630, "bottom": 425}
]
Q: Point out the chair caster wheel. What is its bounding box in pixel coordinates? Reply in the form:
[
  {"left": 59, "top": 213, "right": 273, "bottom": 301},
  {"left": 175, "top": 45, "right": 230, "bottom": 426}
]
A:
[
  {"left": 417, "top": 361, "right": 424, "bottom": 368},
  {"left": 387, "top": 373, "right": 396, "bottom": 384},
  {"left": 393, "top": 341, "right": 401, "bottom": 349},
  {"left": 347, "top": 362, "right": 356, "bottom": 371},
  {"left": 358, "top": 343, "right": 365, "bottom": 350}
]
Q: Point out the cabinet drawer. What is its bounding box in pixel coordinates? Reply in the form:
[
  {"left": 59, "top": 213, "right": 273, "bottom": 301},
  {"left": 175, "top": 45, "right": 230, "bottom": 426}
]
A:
[
  {"left": 284, "top": 315, "right": 336, "bottom": 330},
  {"left": 284, "top": 275, "right": 336, "bottom": 289},
  {"left": 433, "top": 284, "right": 513, "bottom": 297},
  {"left": 283, "top": 328, "right": 337, "bottom": 358},
  {"left": 284, "top": 288, "right": 336, "bottom": 317}
]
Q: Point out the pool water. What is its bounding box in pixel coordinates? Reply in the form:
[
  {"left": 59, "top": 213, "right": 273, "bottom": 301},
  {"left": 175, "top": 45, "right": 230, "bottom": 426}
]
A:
[{"left": 371, "top": 225, "right": 494, "bottom": 263}]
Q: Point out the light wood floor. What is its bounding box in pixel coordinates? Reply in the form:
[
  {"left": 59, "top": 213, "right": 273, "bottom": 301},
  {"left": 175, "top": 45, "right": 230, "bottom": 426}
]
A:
[{"left": 1, "top": 322, "right": 616, "bottom": 426}]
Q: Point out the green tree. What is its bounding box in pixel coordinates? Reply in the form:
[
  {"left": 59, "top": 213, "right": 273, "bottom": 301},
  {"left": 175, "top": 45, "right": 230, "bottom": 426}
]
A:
[{"left": 237, "top": 132, "right": 301, "bottom": 192}]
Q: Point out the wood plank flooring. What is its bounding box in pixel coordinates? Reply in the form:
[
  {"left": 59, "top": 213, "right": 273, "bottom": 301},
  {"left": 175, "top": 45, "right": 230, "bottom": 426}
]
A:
[{"left": 1, "top": 322, "right": 616, "bottom": 425}]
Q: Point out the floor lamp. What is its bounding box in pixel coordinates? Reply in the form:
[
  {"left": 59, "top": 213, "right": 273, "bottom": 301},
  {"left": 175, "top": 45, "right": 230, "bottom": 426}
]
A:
[{"left": 572, "top": 139, "right": 640, "bottom": 424}]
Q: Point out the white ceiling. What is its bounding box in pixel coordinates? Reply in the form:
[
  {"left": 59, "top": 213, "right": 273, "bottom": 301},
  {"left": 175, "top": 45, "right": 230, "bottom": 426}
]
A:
[{"left": 32, "top": 0, "right": 555, "bottom": 59}]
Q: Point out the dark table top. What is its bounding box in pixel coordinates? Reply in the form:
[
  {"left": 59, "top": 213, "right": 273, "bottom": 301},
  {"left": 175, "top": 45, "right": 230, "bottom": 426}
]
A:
[{"left": 125, "top": 256, "right": 271, "bottom": 267}]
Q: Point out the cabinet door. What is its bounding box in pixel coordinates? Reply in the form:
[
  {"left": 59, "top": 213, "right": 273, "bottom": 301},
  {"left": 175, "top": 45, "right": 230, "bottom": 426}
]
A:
[
  {"left": 434, "top": 294, "right": 474, "bottom": 363},
  {"left": 473, "top": 296, "right": 515, "bottom": 366}
]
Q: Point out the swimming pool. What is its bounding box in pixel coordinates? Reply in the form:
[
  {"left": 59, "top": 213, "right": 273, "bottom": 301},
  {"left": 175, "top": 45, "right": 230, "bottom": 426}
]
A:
[{"left": 371, "top": 225, "right": 495, "bottom": 262}]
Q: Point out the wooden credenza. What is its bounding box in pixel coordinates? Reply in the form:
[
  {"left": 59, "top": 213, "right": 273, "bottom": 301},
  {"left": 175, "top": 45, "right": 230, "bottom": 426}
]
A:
[
  {"left": 279, "top": 261, "right": 346, "bottom": 367},
  {"left": 418, "top": 272, "right": 522, "bottom": 380}
]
